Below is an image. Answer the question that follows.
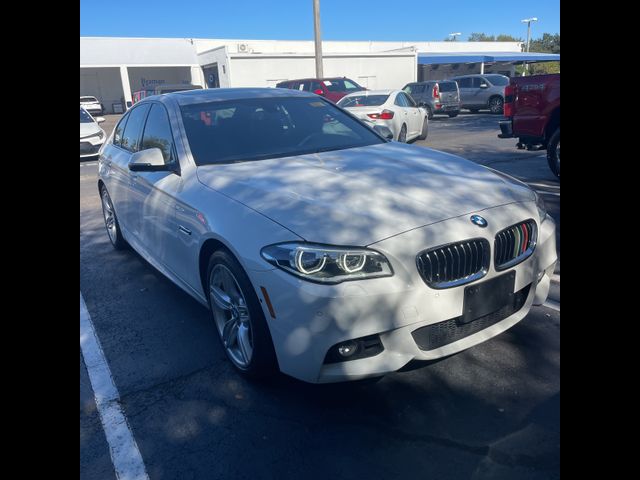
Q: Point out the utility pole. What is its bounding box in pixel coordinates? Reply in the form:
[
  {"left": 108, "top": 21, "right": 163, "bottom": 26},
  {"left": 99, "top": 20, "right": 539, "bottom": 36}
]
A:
[
  {"left": 521, "top": 17, "right": 538, "bottom": 75},
  {"left": 313, "top": 0, "right": 324, "bottom": 78}
]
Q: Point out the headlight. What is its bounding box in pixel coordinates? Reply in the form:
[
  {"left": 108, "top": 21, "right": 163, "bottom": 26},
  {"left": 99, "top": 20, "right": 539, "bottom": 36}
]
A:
[
  {"left": 84, "top": 131, "right": 104, "bottom": 141},
  {"left": 261, "top": 242, "right": 393, "bottom": 284},
  {"left": 534, "top": 191, "right": 547, "bottom": 222}
]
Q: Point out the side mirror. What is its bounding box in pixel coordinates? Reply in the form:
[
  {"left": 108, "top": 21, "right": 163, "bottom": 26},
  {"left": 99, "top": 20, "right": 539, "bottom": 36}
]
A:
[
  {"left": 373, "top": 125, "right": 394, "bottom": 140},
  {"left": 313, "top": 89, "right": 325, "bottom": 96},
  {"left": 95, "top": 117, "right": 106, "bottom": 124},
  {"left": 128, "top": 148, "right": 173, "bottom": 172},
  {"left": 480, "top": 83, "right": 489, "bottom": 89}
]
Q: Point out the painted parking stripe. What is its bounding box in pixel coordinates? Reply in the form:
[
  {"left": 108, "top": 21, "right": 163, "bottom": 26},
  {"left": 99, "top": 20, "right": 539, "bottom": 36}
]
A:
[{"left": 80, "top": 292, "right": 149, "bottom": 480}]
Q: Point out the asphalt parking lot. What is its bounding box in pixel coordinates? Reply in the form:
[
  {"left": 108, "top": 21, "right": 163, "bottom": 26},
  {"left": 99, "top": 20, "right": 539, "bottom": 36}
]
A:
[{"left": 80, "top": 112, "right": 560, "bottom": 480}]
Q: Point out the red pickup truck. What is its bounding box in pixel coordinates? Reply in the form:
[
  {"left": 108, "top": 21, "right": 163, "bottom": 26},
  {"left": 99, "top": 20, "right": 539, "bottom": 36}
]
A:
[{"left": 498, "top": 74, "right": 560, "bottom": 178}]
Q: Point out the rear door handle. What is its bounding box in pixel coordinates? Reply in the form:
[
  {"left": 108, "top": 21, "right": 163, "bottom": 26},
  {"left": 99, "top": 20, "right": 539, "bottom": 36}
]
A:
[{"left": 178, "top": 225, "right": 192, "bottom": 236}]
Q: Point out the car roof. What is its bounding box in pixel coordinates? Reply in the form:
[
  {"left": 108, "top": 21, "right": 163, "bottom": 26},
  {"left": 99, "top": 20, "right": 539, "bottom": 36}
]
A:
[
  {"left": 278, "top": 77, "right": 350, "bottom": 83},
  {"left": 408, "top": 80, "right": 457, "bottom": 84},
  {"left": 147, "top": 87, "right": 319, "bottom": 106}
]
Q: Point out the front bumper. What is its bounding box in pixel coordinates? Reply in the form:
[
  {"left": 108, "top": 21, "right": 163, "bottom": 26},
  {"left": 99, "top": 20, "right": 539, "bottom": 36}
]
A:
[
  {"left": 250, "top": 203, "right": 557, "bottom": 383},
  {"left": 80, "top": 136, "right": 104, "bottom": 157}
]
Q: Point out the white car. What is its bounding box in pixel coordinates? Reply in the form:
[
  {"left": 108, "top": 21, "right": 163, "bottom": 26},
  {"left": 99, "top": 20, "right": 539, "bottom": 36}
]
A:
[
  {"left": 337, "top": 90, "right": 428, "bottom": 142},
  {"left": 98, "top": 88, "right": 557, "bottom": 384},
  {"left": 80, "top": 96, "right": 104, "bottom": 116},
  {"left": 80, "top": 107, "right": 106, "bottom": 158}
]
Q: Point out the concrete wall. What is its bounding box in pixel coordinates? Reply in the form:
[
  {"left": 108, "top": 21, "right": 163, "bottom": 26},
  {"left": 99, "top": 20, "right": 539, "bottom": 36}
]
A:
[
  {"left": 126, "top": 67, "right": 194, "bottom": 93},
  {"left": 80, "top": 67, "right": 124, "bottom": 114},
  {"left": 227, "top": 54, "right": 416, "bottom": 89},
  {"left": 198, "top": 47, "right": 231, "bottom": 88}
]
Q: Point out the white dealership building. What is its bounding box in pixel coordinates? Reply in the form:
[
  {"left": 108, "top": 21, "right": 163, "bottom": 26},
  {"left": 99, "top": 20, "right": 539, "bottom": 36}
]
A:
[{"left": 80, "top": 37, "right": 558, "bottom": 114}]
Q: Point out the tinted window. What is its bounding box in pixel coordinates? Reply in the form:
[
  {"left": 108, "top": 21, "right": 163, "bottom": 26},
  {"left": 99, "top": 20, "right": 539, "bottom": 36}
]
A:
[
  {"left": 338, "top": 94, "right": 389, "bottom": 108},
  {"left": 310, "top": 81, "right": 323, "bottom": 93},
  {"left": 404, "top": 84, "right": 425, "bottom": 94},
  {"left": 472, "top": 77, "right": 484, "bottom": 88},
  {"left": 438, "top": 82, "right": 458, "bottom": 92},
  {"left": 113, "top": 113, "right": 129, "bottom": 146},
  {"left": 484, "top": 75, "right": 509, "bottom": 86},
  {"left": 394, "top": 93, "right": 408, "bottom": 107},
  {"left": 457, "top": 78, "right": 472, "bottom": 88},
  {"left": 121, "top": 104, "right": 151, "bottom": 152},
  {"left": 141, "top": 104, "right": 175, "bottom": 163},
  {"left": 402, "top": 93, "right": 417, "bottom": 107},
  {"left": 180, "top": 96, "right": 384, "bottom": 165},
  {"left": 80, "top": 108, "right": 94, "bottom": 124}
]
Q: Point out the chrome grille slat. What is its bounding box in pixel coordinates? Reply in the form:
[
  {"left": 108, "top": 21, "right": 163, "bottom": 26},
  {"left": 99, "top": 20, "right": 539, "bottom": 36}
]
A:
[
  {"left": 416, "top": 239, "right": 490, "bottom": 289},
  {"left": 494, "top": 219, "right": 537, "bottom": 271}
]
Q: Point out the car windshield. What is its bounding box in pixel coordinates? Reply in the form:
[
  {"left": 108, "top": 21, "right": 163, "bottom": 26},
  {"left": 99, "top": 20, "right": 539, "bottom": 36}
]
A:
[
  {"left": 485, "top": 75, "right": 509, "bottom": 86},
  {"left": 80, "top": 108, "right": 94, "bottom": 123},
  {"left": 80, "top": 97, "right": 98, "bottom": 102},
  {"left": 323, "top": 79, "right": 362, "bottom": 92},
  {"left": 337, "top": 94, "right": 389, "bottom": 108},
  {"left": 180, "top": 96, "right": 385, "bottom": 165}
]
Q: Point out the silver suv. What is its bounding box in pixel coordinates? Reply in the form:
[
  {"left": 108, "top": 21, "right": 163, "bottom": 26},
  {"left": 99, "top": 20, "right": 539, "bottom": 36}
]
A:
[
  {"left": 448, "top": 74, "right": 510, "bottom": 114},
  {"left": 402, "top": 80, "right": 460, "bottom": 119}
]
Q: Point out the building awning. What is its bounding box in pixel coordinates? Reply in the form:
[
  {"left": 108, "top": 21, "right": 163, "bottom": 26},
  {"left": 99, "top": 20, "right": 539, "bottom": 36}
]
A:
[{"left": 417, "top": 52, "right": 560, "bottom": 65}]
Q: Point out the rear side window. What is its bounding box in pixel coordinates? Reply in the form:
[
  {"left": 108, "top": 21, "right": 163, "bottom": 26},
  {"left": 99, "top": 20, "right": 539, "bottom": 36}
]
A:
[
  {"left": 394, "top": 93, "right": 408, "bottom": 107},
  {"left": 121, "top": 104, "right": 151, "bottom": 152},
  {"left": 403, "top": 93, "right": 417, "bottom": 107},
  {"left": 141, "top": 104, "right": 175, "bottom": 163},
  {"left": 438, "top": 82, "right": 458, "bottom": 92},
  {"left": 405, "top": 84, "right": 425, "bottom": 94}
]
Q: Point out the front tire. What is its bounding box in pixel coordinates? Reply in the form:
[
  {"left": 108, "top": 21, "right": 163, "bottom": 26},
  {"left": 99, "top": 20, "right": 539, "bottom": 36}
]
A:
[
  {"left": 424, "top": 105, "right": 434, "bottom": 120},
  {"left": 398, "top": 124, "right": 407, "bottom": 143},
  {"left": 547, "top": 129, "right": 560, "bottom": 178},
  {"left": 418, "top": 117, "right": 428, "bottom": 140},
  {"left": 207, "top": 250, "right": 278, "bottom": 379},
  {"left": 100, "top": 186, "right": 127, "bottom": 250}
]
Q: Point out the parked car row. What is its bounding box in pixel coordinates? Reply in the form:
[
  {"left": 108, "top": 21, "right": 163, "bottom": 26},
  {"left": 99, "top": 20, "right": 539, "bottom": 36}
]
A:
[{"left": 80, "top": 106, "right": 106, "bottom": 158}]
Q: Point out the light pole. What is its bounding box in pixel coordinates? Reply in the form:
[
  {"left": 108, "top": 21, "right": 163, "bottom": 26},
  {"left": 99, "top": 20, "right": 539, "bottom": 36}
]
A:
[
  {"left": 313, "top": 0, "right": 323, "bottom": 78},
  {"left": 521, "top": 17, "right": 538, "bottom": 75},
  {"left": 448, "top": 32, "right": 461, "bottom": 41}
]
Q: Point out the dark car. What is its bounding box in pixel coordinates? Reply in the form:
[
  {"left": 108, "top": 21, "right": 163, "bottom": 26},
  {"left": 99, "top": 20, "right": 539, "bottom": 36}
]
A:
[
  {"left": 402, "top": 81, "right": 460, "bottom": 119},
  {"left": 276, "top": 77, "right": 365, "bottom": 103}
]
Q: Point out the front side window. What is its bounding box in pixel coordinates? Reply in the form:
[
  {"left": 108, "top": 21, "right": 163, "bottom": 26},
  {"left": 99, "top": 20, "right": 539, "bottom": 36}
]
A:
[
  {"left": 472, "top": 77, "right": 484, "bottom": 88},
  {"left": 141, "top": 104, "right": 175, "bottom": 163},
  {"left": 121, "top": 104, "right": 151, "bottom": 152},
  {"left": 180, "top": 96, "right": 385, "bottom": 165},
  {"left": 484, "top": 75, "right": 509, "bottom": 86},
  {"left": 80, "top": 108, "right": 94, "bottom": 124},
  {"left": 457, "top": 78, "right": 472, "bottom": 88}
]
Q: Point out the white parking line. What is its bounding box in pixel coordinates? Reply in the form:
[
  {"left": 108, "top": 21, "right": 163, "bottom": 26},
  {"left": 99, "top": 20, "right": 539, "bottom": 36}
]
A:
[
  {"left": 542, "top": 299, "right": 560, "bottom": 312},
  {"left": 80, "top": 292, "right": 149, "bottom": 480},
  {"left": 80, "top": 162, "right": 98, "bottom": 167}
]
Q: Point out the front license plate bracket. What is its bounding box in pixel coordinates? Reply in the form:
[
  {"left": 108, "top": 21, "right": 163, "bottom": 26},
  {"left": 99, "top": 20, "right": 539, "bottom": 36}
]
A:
[{"left": 461, "top": 271, "right": 516, "bottom": 324}]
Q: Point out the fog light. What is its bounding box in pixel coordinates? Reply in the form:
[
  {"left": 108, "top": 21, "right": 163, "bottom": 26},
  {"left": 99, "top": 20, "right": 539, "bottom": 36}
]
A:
[{"left": 337, "top": 341, "right": 359, "bottom": 357}]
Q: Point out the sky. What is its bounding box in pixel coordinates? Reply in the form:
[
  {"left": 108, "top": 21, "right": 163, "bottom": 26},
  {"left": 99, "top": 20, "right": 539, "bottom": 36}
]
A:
[{"left": 80, "top": 0, "right": 559, "bottom": 42}]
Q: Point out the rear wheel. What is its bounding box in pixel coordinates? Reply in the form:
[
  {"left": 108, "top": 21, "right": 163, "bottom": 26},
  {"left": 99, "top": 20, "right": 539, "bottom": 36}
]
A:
[
  {"left": 489, "top": 96, "right": 504, "bottom": 114},
  {"left": 207, "top": 250, "right": 278, "bottom": 379},
  {"left": 398, "top": 124, "right": 407, "bottom": 142},
  {"left": 547, "top": 129, "right": 560, "bottom": 178},
  {"left": 418, "top": 117, "right": 428, "bottom": 140}
]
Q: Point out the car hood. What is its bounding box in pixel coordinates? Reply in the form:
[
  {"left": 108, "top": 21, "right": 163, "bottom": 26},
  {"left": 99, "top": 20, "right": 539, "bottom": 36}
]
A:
[
  {"left": 80, "top": 122, "right": 101, "bottom": 138},
  {"left": 196, "top": 142, "right": 535, "bottom": 245}
]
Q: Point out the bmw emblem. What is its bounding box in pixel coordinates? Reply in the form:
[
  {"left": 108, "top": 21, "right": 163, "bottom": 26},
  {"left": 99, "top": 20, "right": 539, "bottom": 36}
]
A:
[{"left": 470, "top": 215, "right": 488, "bottom": 228}]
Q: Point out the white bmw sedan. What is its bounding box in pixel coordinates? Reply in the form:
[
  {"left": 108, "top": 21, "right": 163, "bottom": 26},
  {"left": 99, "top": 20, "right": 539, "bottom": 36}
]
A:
[
  {"left": 337, "top": 90, "right": 429, "bottom": 142},
  {"left": 98, "top": 88, "right": 557, "bottom": 384}
]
